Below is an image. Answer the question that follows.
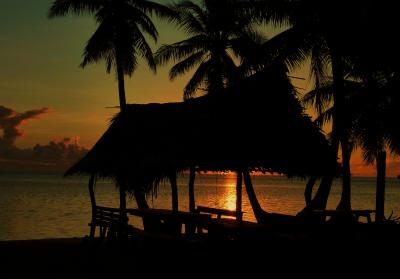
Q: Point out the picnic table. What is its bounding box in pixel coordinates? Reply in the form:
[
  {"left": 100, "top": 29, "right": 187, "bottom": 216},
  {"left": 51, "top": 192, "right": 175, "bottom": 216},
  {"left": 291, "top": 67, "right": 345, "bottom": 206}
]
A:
[{"left": 127, "top": 208, "right": 212, "bottom": 238}]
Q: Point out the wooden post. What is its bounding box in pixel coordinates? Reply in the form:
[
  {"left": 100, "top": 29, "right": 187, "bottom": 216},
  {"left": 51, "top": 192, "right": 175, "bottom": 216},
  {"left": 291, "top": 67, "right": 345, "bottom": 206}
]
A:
[
  {"left": 236, "top": 171, "right": 243, "bottom": 221},
  {"left": 170, "top": 172, "right": 179, "bottom": 212},
  {"left": 189, "top": 167, "right": 196, "bottom": 213},
  {"left": 88, "top": 173, "right": 96, "bottom": 239},
  {"left": 376, "top": 151, "right": 386, "bottom": 223},
  {"left": 118, "top": 179, "right": 127, "bottom": 215},
  {"left": 117, "top": 177, "right": 128, "bottom": 240}
]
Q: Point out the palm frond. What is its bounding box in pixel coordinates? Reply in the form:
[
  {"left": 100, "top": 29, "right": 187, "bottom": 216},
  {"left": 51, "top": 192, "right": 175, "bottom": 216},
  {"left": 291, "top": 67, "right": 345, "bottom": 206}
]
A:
[
  {"left": 48, "top": 0, "right": 103, "bottom": 18},
  {"left": 80, "top": 19, "right": 115, "bottom": 70},
  {"left": 314, "top": 107, "right": 333, "bottom": 128},
  {"left": 131, "top": 25, "right": 156, "bottom": 73},
  {"left": 154, "top": 35, "right": 209, "bottom": 66},
  {"left": 183, "top": 59, "right": 212, "bottom": 99},
  {"left": 302, "top": 80, "right": 334, "bottom": 115},
  {"left": 177, "top": 7, "right": 206, "bottom": 35},
  {"left": 125, "top": 5, "right": 159, "bottom": 43},
  {"left": 133, "top": 0, "right": 179, "bottom": 23},
  {"left": 309, "top": 39, "right": 329, "bottom": 89},
  {"left": 169, "top": 51, "right": 206, "bottom": 80}
]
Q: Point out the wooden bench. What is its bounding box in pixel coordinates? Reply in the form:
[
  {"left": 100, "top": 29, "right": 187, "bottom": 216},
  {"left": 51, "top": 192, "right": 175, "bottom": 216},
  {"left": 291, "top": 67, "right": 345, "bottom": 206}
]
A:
[
  {"left": 89, "top": 206, "right": 130, "bottom": 240},
  {"left": 196, "top": 206, "right": 243, "bottom": 221}
]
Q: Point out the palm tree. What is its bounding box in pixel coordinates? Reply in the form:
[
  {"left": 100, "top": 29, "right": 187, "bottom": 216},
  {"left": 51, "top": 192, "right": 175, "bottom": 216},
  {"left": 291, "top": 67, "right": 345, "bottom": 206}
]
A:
[
  {"left": 302, "top": 75, "right": 365, "bottom": 212},
  {"left": 48, "top": 0, "right": 176, "bottom": 111},
  {"left": 154, "top": 0, "right": 262, "bottom": 99},
  {"left": 304, "top": 68, "right": 400, "bottom": 221},
  {"left": 352, "top": 72, "right": 400, "bottom": 222},
  {"left": 155, "top": 0, "right": 263, "bottom": 214},
  {"left": 248, "top": 0, "right": 373, "bottom": 212},
  {"left": 48, "top": 0, "right": 176, "bottom": 220}
]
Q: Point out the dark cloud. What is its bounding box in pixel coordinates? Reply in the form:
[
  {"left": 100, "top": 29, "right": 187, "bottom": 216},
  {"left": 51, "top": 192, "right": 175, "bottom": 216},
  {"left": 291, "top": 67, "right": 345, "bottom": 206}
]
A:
[
  {"left": 0, "top": 105, "right": 48, "bottom": 149},
  {"left": 0, "top": 106, "right": 87, "bottom": 172}
]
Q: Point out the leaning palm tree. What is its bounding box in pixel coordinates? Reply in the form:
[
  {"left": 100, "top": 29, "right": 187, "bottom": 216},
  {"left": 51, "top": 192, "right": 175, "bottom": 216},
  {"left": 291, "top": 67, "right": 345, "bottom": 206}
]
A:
[
  {"left": 48, "top": 0, "right": 177, "bottom": 217},
  {"left": 155, "top": 0, "right": 262, "bottom": 99}
]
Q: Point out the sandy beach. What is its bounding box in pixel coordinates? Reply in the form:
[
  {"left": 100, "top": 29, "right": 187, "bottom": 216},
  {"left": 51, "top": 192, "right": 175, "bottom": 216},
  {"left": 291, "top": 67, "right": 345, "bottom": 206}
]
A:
[{"left": 1, "top": 226, "right": 399, "bottom": 278}]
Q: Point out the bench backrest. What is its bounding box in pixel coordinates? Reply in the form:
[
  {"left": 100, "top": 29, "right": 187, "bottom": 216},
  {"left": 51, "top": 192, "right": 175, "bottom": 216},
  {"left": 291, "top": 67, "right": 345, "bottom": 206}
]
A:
[
  {"left": 93, "top": 206, "right": 124, "bottom": 225},
  {"left": 196, "top": 206, "right": 243, "bottom": 220}
]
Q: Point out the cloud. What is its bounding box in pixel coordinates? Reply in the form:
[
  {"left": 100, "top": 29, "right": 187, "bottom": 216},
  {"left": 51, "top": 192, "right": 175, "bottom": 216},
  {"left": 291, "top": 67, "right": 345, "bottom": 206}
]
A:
[
  {"left": 0, "top": 106, "right": 87, "bottom": 172},
  {"left": 0, "top": 105, "right": 48, "bottom": 149}
]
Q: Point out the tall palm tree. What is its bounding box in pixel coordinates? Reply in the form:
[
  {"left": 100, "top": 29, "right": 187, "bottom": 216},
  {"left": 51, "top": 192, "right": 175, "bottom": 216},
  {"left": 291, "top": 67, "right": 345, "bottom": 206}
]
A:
[
  {"left": 155, "top": 0, "right": 263, "bottom": 214},
  {"left": 48, "top": 0, "right": 176, "bottom": 219},
  {"left": 48, "top": 0, "right": 176, "bottom": 111},
  {"left": 302, "top": 76, "right": 364, "bottom": 211},
  {"left": 154, "top": 0, "right": 262, "bottom": 99},
  {"left": 248, "top": 0, "right": 372, "bottom": 212},
  {"left": 304, "top": 69, "right": 400, "bottom": 220},
  {"left": 352, "top": 72, "right": 400, "bottom": 222}
]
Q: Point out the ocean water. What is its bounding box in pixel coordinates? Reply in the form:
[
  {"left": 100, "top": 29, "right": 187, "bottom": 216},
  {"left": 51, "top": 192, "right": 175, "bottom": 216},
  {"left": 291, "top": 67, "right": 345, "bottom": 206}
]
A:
[{"left": 0, "top": 172, "right": 399, "bottom": 241}]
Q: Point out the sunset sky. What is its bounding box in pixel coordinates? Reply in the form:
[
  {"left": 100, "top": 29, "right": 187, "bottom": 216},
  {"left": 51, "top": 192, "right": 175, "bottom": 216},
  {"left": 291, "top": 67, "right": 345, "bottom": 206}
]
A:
[{"left": 0, "top": 0, "right": 398, "bottom": 176}]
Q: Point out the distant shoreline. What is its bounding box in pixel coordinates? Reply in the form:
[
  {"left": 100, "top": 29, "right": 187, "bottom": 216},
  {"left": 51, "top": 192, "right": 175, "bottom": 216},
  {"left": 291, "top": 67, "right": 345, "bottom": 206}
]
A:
[{"left": 1, "top": 169, "right": 399, "bottom": 179}]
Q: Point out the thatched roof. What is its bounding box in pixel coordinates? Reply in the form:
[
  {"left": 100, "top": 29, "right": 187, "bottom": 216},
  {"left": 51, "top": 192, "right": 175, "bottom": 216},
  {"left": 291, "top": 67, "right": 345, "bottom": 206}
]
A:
[{"left": 66, "top": 66, "right": 334, "bottom": 190}]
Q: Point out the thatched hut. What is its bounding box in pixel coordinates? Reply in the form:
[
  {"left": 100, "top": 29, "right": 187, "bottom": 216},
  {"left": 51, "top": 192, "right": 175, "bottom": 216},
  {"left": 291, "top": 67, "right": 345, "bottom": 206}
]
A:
[{"left": 67, "top": 66, "right": 334, "bottom": 227}]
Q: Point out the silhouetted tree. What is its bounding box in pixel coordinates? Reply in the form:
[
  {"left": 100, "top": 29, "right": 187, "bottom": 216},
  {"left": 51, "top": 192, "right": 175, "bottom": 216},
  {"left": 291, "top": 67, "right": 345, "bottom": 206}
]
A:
[
  {"left": 352, "top": 72, "right": 400, "bottom": 222},
  {"left": 249, "top": 0, "right": 376, "bottom": 211},
  {"left": 48, "top": 0, "right": 176, "bottom": 219},
  {"left": 48, "top": 0, "right": 176, "bottom": 111},
  {"left": 155, "top": 0, "right": 261, "bottom": 99},
  {"left": 155, "top": 0, "right": 264, "bottom": 214}
]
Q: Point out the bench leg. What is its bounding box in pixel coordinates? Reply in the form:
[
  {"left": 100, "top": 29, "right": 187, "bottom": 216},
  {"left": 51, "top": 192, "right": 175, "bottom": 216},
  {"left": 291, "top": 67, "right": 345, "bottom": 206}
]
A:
[{"left": 89, "top": 224, "right": 96, "bottom": 240}]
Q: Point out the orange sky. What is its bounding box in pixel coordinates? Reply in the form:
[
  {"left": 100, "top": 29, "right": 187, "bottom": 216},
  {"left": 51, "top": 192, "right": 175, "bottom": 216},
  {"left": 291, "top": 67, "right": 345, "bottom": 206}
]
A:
[{"left": 0, "top": 0, "right": 398, "bottom": 176}]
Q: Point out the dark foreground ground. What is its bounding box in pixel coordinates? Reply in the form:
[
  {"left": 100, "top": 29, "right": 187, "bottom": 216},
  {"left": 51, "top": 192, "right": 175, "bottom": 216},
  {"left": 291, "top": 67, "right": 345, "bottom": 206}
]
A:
[{"left": 1, "top": 224, "right": 399, "bottom": 278}]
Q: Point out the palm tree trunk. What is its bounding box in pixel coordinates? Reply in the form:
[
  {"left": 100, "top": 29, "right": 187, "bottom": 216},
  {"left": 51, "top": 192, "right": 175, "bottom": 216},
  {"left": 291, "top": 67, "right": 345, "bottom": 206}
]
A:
[
  {"left": 169, "top": 172, "right": 179, "bottom": 212},
  {"left": 133, "top": 189, "right": 149, "bottom": 209},
  {"left": 133, "top": 188, "right": 163, "bottom": 231},
  {"left": 116, "top": 49, "right": 127, "bottom": 111},
  {"left": 309, "top": 48, "right": 343, "bottom": 211},
  {"left": 336, "top": 138, "right": 352, "bottom": 211},
  {"left": 304, "top": 176, "right": 317, "bottom": 207},
  {"left": 88, "top": 173, "right": 97, "bottom": 239},
  {"left": 188, "top": 167, "right": 196, "bottom": 212},
  {"left": 376, "top": 151, "right": 386, "bottom": 223},
  {"left": 236, "top": 171, "right": 243, "bottom": 221},
  {"left": 243, "top": 170, "right": 268, "bottom": 223},
  {"left": 116, "top": 178, "right": 128, "bottom": 227}
]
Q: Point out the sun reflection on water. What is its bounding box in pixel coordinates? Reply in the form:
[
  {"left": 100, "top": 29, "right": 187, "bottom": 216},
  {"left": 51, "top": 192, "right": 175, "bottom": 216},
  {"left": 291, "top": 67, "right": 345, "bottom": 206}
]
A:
[{"left": 220, "top": 183, "right": 237, "bottom": 211}]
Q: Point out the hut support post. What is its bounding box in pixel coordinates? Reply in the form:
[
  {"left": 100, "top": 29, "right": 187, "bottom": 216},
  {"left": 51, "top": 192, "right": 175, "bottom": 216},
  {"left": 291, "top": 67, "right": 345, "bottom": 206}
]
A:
[
  {"left": 236, "top": 171, "right": 243, "bottom": 221},
  {"left": 117, "top": 178, "right": 128, "bottom": 232},
  {"left": 88, "top": 173, "right": 96, "bottom": 239},
  {"left": 170, "top": 172, "right": 179, "bottom": 212},
  {"left": 189, "top": 167, "right": 196, "bottom": 212},
  {"left": 376, "top": 151, "right": 386, "bottom": 223}
]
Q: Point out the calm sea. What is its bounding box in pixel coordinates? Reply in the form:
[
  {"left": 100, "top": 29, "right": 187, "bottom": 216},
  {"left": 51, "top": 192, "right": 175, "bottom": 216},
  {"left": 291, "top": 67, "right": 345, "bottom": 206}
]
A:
[{"left": 0, "top": 172, "right": 399, "bottom": 241}]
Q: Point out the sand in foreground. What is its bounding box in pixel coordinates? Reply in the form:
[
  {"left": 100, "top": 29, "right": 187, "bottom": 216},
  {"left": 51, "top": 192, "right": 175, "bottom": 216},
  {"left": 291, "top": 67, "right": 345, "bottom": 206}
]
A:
[{"left": 1, "top": 232, "right": 399, "bottom": 278}]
